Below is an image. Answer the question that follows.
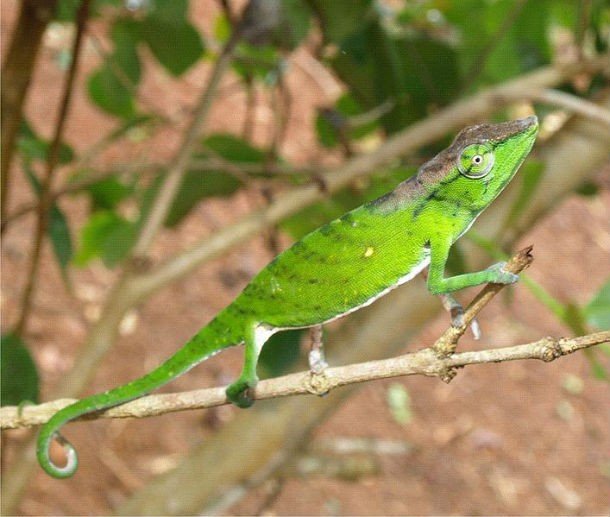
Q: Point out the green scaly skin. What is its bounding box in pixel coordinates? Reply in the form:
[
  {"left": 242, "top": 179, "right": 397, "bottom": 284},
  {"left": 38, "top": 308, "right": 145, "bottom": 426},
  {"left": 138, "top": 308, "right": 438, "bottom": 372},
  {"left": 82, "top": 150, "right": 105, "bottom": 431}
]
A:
[{"left": 37, "top": 116, "right": 538, "bottom": 478}]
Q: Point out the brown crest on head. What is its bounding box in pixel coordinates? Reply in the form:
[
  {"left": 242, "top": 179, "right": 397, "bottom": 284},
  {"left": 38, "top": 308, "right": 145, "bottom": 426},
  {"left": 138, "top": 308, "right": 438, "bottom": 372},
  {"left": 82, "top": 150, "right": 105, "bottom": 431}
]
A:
[{"left": 417, "top": 116, "right": 538, "bottom": 188}]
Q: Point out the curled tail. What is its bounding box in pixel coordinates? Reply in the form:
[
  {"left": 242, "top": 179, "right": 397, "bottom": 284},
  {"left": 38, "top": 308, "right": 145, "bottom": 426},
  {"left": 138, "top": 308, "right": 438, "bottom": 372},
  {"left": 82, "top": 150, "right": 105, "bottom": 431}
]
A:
[{"left": 37, "top": 313, "right": 242, "bottom": 478}]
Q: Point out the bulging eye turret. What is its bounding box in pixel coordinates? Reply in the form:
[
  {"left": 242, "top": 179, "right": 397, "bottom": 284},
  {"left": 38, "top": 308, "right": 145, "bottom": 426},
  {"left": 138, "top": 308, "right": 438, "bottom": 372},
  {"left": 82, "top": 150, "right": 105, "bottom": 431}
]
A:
[{"left": 458, "top": 143, "right": 494, "bottom": 178}]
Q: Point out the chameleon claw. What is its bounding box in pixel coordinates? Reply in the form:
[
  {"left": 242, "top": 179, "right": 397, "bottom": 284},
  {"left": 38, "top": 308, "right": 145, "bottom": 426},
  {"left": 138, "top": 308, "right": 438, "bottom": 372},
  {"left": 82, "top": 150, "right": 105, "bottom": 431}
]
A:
[
  {"left": 450, "top": 306, "right": 465, "bottom": 327},
  {"left": 451, "top": 307, "right": 481, "bottom": 339},
  {"left": 441, "top": 293, "right": 481, "bottom": 339}
]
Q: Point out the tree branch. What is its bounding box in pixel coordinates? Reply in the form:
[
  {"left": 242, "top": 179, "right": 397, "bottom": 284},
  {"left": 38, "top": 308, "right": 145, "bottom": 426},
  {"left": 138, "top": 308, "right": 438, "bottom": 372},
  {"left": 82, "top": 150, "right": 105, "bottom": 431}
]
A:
[
  {"left": 15, "top": 0, "right": 90, "bottom": 335},
  {"left": 526, "top": 88, "right": 610, "bottom": 127},
  {"left": 130, "top": 29, "right": 241, "bottom": 257},
  {"left": 2, "top": 329, "right": 606, "bottom": 430},
  {"left": 2, "top": 245, "right": 606, "bottom": 430},
  {"left": 1, "top": 0, "right": 58, "bottom": 221}
]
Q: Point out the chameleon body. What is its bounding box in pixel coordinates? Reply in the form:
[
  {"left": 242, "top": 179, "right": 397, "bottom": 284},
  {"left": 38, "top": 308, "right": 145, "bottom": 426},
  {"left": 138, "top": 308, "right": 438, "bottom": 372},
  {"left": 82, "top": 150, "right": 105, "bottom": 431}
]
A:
[{"left": 37, "top": 116, "right": 538, "bottom": 478}]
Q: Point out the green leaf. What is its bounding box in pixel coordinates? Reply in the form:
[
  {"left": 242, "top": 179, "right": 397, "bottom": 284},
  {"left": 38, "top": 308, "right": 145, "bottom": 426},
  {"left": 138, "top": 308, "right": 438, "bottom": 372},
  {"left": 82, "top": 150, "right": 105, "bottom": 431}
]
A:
[
  {"left": 446, "top": 241, "right": 468, "bottom": 276},
  {"left": 161, "top": 133, "right": 268, "bottom": 226},
  {"left": 110, "top": 18, "right": 142, "bottom": 84},
  {"left": 1, "top": 333, "right": 39, "bottom": 406},
  {"left": 576, "top": 181, "right": 599, "bottom": 197},
  {"left": 55, "top": 0, "right": 121, "bottom": 21},
  {"left": 307, "top": 0, "right": 373, "bottom": 44},
  {"left": 275, "top": 0, "right": 312, "bottom": 49},
  {"left": 22, "top": 162, "right": 73, "bottom": 278},
  {"left": 18, "top": 120, "right": 74, "bottom": 164},
  {"left": 203, "top": 134, "right": 267, "bottom": 163},
  {"left": 165, "top": 170, "right": 242, "bottom": 227},
  {"left": 232, "top": 44, "right": 280, "bottom": 81},
  {"left": 331, "top": 22, "right": 459, "bottom": 133},
  {"left": 75, "top": 210, "right": 135, "bottom": 267},
  {"left": 584, "top": 279, "right": 610, "bottom": 330},
  {"left": 258, "top": 329, "right": 304, "bottom": 378},
  {"left": 49, "top": 204, "right": 73, "bottom": 277},
  {"left": 213, "top": 13, "right": 231, "bottom": 43},
  {"left": 444, "top": 0, "right": 576, "bottom": 86},
  {"left": 315, "top": 111, "right": 340, "bottom": 148},
  {"left": 102, "top": 219, "right": 138, "bottom": 267},
  {"left": 140, "top": 0, "right": 204, "bottom": 76},
  {"left": 87, "top": 17, "right": 142, "bottom": 118},
  {"left": 144, "top": 0, "right": 189, "bottom": 25},
  {"left": 141, "top": 20, "right": 204, "bottom": 76},
  {"left": 88, "top": 63, "right": 135, "bottom": 118},
  {"left": 86, "top": 176, "right": 134, "bottom": 211}
]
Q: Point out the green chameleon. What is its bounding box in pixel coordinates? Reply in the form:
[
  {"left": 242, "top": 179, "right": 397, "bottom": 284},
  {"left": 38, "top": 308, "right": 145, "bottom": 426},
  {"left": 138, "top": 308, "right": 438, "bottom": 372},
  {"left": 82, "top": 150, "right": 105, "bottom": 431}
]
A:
[{"left": 37, "top": 116, "right": 538, "bottom": 478}]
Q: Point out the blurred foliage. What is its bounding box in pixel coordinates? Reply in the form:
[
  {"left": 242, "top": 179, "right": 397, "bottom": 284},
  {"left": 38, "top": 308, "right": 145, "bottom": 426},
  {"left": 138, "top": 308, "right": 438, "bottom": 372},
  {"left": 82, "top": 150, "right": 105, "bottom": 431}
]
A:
[
  {"left": 9, "top": 0, "right": 610, "bottom": 380},
  {"left": 585, "top": 279, "right": 610, "bottom": 331},
  {"left": 18, "top": 122, "right": 74, "bottom": 280},
  {"left": 386, "top": 382, "right": 413, "bottom": 425},
  {"left": 1, "top": 334, "right": 39, "bottom": 406}
]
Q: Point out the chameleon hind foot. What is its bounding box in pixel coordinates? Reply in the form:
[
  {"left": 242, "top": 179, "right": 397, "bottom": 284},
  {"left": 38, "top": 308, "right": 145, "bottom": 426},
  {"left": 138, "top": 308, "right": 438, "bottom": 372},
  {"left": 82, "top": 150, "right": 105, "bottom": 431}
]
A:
[
  {"left": 439, "top": 293, "right": 481, "bottom": 340},
  {"left": 226, "top": 377, "right": 257, "bottom": 408},
  {"left": 308, "top": 325, "right": 328, "bottom": 375}
]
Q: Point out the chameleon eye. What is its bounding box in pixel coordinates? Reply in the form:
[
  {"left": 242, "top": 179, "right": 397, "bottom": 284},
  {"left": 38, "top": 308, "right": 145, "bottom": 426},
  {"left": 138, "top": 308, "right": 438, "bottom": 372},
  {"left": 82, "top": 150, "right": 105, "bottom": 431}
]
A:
[{"left": 458, "top": 143, "right": 494, "bottom": 179}]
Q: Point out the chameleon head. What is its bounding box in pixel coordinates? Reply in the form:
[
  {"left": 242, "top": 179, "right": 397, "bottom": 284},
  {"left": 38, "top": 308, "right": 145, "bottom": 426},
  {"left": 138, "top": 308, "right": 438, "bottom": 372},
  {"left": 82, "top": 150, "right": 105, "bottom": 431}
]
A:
[{"left": 417, "top": 115, "right": 539, "bottom": 212}]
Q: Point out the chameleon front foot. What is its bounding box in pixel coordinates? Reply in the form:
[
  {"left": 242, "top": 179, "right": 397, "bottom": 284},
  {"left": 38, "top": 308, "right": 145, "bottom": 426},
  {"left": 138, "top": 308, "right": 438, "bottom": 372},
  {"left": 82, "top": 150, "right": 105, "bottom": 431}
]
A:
[
  {"left": 486, "top": 261, "right": 519, "bottom": 285},
  {"left": 226, "top": 377, "right": 257, "bottom": 408}
]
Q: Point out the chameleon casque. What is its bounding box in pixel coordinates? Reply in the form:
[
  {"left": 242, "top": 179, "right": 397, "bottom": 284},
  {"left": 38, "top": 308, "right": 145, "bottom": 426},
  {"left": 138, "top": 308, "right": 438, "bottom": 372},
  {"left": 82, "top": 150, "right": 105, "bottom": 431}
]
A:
[{"left": 38, "top": 116, "right": 538, "bottom": 478}]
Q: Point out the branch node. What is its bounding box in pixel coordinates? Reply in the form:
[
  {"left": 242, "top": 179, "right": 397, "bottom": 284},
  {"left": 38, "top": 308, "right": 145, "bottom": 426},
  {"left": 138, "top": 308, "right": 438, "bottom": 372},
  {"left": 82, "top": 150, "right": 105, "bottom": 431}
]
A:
[
  {"left": 439, "top": 365, "right": 459, "bottom": 384},
  {"left": 540, "top": 337, "right": 562, "bottom": 362},
  {"left": 306, "top": 371, "right": 331, "bottom": 397},
  {"left": 433, "top": 328, "right": 461, "bottom": 357}
]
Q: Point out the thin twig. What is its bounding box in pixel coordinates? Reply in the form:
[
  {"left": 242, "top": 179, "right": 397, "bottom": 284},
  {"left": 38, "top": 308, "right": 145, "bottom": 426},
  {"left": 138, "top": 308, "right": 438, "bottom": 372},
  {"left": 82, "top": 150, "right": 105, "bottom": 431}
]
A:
[
  {"left": 348, "top": 99, "right": 395, "bottom": 127},
  {"left": 1, "top": 0, "right": 58, "bottom": 222},
  {"left": 131, "top": 30, "right": 242, "bottom": 256},
  {"left": 575, "top": 0, "right": 592, "bottom": 58},
  {"left": 527, "top": 88, "right": 610, "bottom": 127},
  {"left": 2, "top": 330, "right": 606, "bottom": 430},
  {"left": 242, "top": 75, "right": 256, "bottom": 140},
  {"left": 433, "top": 245, "right": 534, "bottom": 356},
  {"left": 15, "top": 0, "right": 90, "bottom": 335}
]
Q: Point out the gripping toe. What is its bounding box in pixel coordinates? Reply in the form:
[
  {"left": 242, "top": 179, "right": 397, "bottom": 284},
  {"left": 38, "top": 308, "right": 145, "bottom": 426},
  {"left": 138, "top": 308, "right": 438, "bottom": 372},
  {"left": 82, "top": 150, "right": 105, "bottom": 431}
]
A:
[{"left": 226, "top": 378, "right": 256, "bottom": 408}]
